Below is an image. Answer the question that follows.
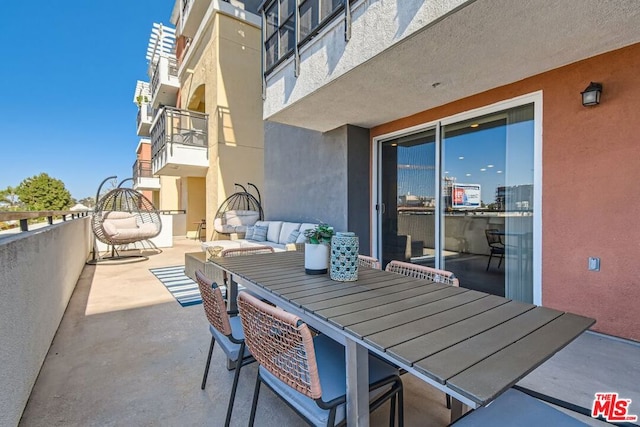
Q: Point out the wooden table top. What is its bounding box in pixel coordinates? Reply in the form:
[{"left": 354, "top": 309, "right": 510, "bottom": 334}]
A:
[{"left": 209, "top": 250, "right": 595, "bottom": 406}]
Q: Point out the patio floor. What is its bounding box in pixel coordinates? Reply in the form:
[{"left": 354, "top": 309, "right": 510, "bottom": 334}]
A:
[{"left": 19, "top": 238, "right": 637, "bottom": 426}]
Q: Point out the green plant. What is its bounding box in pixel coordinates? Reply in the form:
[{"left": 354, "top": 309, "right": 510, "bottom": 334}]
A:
[
  {"left": 135, "top": 94, "right": 149, "bottom": 107},
  {"left": 304, "top": 224, "right": 334, "bottom": 244}
]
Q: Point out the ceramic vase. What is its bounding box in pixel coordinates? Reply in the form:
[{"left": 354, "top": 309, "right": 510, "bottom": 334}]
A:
[
  {"left": 304, "top": 242, "right": 329, "bottom": 274},
  {"left": 330, "top": 232, "right": 359, "bottom": 281}
]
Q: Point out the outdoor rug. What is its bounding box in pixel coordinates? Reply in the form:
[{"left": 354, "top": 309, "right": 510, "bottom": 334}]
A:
[{"left": 149, "top": 266, "right": 202, "bottom": 307}]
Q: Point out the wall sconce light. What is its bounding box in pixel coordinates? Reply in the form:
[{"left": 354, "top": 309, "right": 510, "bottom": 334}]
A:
[{"left": 581, "top": 82, "right": 602, "bottom": 106}]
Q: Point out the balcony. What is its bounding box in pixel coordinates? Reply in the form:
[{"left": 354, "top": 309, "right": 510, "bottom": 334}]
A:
[
  {"left": 150, "top": 56, "right": 179, "bottom": 109},
  {"left": 2, "top": 213, "right": 638, "bottom": 426},
  {"left": 179, "top": 0, "right": 211, "bottom": 39},
  {"left": 132, "top": 159, "right": 161, "bottom": 190},
  {"left": 151, "top": 107, "right": 209, "bottom": 177},
  {"left": 262, "top": 0, "right": 640, "bottom": 132},
  {"left": 136, "top": 103, "right": 154, "bottom": 136}
]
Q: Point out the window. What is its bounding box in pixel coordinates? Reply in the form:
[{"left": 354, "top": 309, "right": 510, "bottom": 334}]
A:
[{"left": 263, "top": 0, "right": 347, "bottom": 72}]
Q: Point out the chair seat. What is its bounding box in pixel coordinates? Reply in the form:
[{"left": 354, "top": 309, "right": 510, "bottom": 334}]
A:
[
  {"left": 209, "top": 316, "right": 251, "bottom": 362},
  {"left": 259, "top": 334, "right": 399, "bottom": 426},
  {"left": 452, "top": 389, "right": 588, "bottom": 426}
]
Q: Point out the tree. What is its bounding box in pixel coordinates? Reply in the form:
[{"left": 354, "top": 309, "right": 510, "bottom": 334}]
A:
[
  {"left": 15, "top": 173, "right": 72, "bottom": 211},
  {"left": 0, "top": 186, "right": 21, "bottom": 210},
  {"left": 78, "top": 196, "right": 96, "bottom": 208}
]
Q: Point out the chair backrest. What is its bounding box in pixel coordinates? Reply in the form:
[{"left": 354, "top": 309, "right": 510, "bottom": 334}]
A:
[
  {"left": 195, "top": 270, "right": 232, "bottom": 336},
  {"left": 220, "top": 246, "right": 275, "bottom": 257},
  {"left": 485, "top": 229, "right": 502, "bottom": 246},
  {"left": 358, "top": 254, "right": 381, "bottom": 270},
  {"left": 237, "top": 292, "right": 322, "bottom": 400},
  {"left": 385, "top": 260, "right": 459, "bottom": 286}
]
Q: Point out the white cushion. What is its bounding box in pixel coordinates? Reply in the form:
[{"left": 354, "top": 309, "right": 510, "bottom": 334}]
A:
[
  {"left": 278, "top": 222, "right": 301, "bottom": 244},
  {"left": 297, "top": 223, "right": 318, "bottom": 243},
  {"left": 224, "top": 210, "right": 260, "bottom": 227},
  {"left": 266, "top": 221, "right": 283, "bottom": 243}
]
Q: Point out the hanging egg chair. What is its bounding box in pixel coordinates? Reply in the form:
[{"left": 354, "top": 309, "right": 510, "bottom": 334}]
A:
[
  {"left": 88, "top": 176, "right": 162, "bottom": 264},
  {"left": 213, "top": 183, "right": 263, "bottom": 239}
]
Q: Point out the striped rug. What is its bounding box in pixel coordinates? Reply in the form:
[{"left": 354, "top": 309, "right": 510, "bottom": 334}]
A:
[{"left": 149, "top": 266, "right": 202, "bottom": 307}]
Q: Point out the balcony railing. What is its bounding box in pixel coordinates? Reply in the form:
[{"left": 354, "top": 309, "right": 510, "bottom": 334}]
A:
[
  {"left": 133, "top": 159, "right": 153, "bottom": 180},
  {"left": 136, "top": 103, "right": 154, "bottom": 136},
  {"left": 151, "top": 107, "right": 208, "bottom": 159},
  {"left": 263, "top": 0, "right": 350, "bottom": 75},
  {"left": 150, "top": 56, "right": 179, "bottom": 107}
]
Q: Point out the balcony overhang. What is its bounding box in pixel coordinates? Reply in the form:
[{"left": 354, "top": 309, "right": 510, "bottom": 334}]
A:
[
  {"left": 263, "top": 0, "right": 640, "bottom": 132},
  {"left": 153, "top": 144, "right": 209, "bottom": 177},
  {"left": 133, "top": 177, "right": 161, "bottom": 191}
]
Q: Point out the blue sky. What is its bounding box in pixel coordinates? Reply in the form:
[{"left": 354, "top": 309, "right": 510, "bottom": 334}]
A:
[{"left": 0, "top": 1, "right": 175, "bottom": 199}]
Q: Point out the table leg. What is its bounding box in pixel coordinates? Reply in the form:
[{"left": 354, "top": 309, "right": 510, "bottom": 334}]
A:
[
  {"left": 449, "top": 398, "right": 467, "bottom": 424},
  {"left": 226, "top": 274, "right": 239, "bottom": 371},
  {"left": 346, "top": 339, "right": 369, "bottom": 426}
]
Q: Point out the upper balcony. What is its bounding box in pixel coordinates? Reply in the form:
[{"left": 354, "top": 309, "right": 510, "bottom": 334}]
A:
[
  {"left": 134, "top": 81, "right": 153, "bottom": 136},
  {"left": 261, "top": 0, "right": 640, "bottom": 132},
  {"left": 151, "top": 107, "right": 209, "bottom": 177},
  {"left": 150, "top": 56, "right": 180, "bottom": 109},
  {"left": 137, "top": 103, "right": 154, "bottom": 137},
  {"left": 146, "top": 23, "right": 179, "bottom": 109},
  {"left": 133, "top": 159, "right": 161, "bottom": 191},
  {"left": 178, "top": 0, "right": 211, "bottom": 39}
]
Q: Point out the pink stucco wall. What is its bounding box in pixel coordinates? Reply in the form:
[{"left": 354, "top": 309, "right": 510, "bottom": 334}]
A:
[{"left": 372, "top": 43, "right": 640, "bottom": 341}]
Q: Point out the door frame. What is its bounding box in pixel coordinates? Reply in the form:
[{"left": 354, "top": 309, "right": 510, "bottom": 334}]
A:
[{"left": 372, "top": 91, "right": 543, "bottom": 304}]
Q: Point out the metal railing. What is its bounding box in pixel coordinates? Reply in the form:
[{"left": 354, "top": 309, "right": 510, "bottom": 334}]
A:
[
  {"left": 136, "top": 103, "right": 154, "bottom": 129},
  {"left": 133, "top": 159, "right": 154, "bottom": 181},
  {"left": 150, "top": 56, "right": 179, "bottom": 98},
  {"left": 0, "top": 210, "right": 90, "bottom": 232},
  {"left": 151, "top": 107, "right": 209, "bottom": 160}
]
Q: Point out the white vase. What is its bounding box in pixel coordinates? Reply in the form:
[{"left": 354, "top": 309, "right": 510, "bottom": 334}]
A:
[{"left": 304, "top": 243, "right": 329, "bottom": 274}]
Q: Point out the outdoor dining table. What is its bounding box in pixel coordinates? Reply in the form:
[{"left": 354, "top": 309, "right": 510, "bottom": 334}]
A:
[{"left": 209, "top": 250, "right": 595, "bottom": 425}]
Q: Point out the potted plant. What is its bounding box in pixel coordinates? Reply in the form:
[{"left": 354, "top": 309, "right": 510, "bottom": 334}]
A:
[{"left": 303, "top": 224, "right": 334, "bottom": 274}]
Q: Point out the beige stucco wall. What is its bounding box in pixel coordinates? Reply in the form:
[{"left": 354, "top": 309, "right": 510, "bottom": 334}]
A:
[
  {"left": 0, "top": 218, "right": 92, "bottom": 426},
  {"left": 158, "top": 176, "right": 181, "bottom": 211},
  {"left": 181, "top": 11, "right": 264, "bottom": 238}
]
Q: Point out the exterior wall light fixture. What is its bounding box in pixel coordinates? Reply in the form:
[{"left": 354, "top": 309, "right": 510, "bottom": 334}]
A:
[{"left": 581, "top": 82, "right": 602, "bottom": 106}]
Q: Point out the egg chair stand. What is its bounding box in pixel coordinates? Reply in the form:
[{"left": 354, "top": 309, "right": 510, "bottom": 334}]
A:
[
  {"left": 88, "top": 176, "right": 162, "bottom": 265},
  {"left": 212, "top": 183, "right": 263, "bottom": 240}
]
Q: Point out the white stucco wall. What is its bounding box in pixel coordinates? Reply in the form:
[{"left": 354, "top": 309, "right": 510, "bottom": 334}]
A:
[
  {"left": 0, "top": 218, "right": 92, "bottom": 427},
  {"left": 263, "top": 0, "right": 467, "bottom": 119}
]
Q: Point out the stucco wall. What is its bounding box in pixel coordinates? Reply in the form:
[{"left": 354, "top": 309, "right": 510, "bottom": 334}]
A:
[
  {"left": 371, "top": 43, "right": 640, "bottom": 341},
  {"left": 264, "top": 122, "right": 372, "bottom": 243},
  {"left": 264, "top": 122, "right": 349, "bottom": 230},
  {"left": 263, "top": 0, "right": 468, "bottom": 119},
  {"left": 181, "top": 11, "right": 263, "bottom": 237},
  {"left": 0, "top": 218, "right": 92, "bottom": 426}
]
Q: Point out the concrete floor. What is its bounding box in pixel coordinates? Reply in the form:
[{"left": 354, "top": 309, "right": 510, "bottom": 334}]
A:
[
  {"left": 18, "top": 238, "right": 449, "bottom": 427},
  {"left": 19, "top": 238, "right": 639, "bottom": 426}
]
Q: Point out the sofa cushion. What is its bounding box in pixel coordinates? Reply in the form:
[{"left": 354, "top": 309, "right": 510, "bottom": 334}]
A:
[
  {"left": 224, "top": 210, "right": 260, "bottom": 227},
  {"left": 298, "top": 223, "right": 318, "bottom": 243},
  {"left": 278, "top": 222, "right": 301, "bottom": 244},
  {"left": 265, "top": 221, "right": 283, "bottom": 243},
  {"left": 253, "top": 225, "right": 268, "bottom": 242},
  {"left": 244, "top": 226, "right": 255, "bottom": 240},
  {"left": 287, "top": 230, "right": 300, "bottom": 244}
]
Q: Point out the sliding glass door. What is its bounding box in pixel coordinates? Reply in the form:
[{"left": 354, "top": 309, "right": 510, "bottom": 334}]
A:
[
  {"left": 379, "top": 129, "right": 436, "bottom": 267},
  {"left": 378, "top": 101, "right": 536, "bottom": 303}
]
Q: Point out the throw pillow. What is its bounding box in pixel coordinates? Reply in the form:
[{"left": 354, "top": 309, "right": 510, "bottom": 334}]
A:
[
  {"left": 244, "top": 225, "right": 255, "bottom": 240},
  {"left": 287, "top": 230, "right": 300, "bottom": 244},
  {"left": 252, "top": 225, "right": 268, "bottom": 242}
]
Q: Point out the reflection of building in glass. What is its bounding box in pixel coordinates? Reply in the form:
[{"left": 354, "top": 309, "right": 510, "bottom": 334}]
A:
[
  {"left": 398, "top": 194, "right": 435, "bottom": 208},
  {"left": 495, "top": 185, "right": 533, "bottom": 211}
]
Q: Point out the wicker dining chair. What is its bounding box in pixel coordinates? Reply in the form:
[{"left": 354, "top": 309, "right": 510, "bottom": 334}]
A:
[
  {"left": 385, "top": 260, "right": 460, "bottom": 287},
  {"left": 195, "top": 270, "right": 253, "bottom": 427},
  {"left": 238, "top": 292, "right": 404, "bottom": 427},
  {"left": 358, "top": 254, "right": 382, "bottom": 270}
]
